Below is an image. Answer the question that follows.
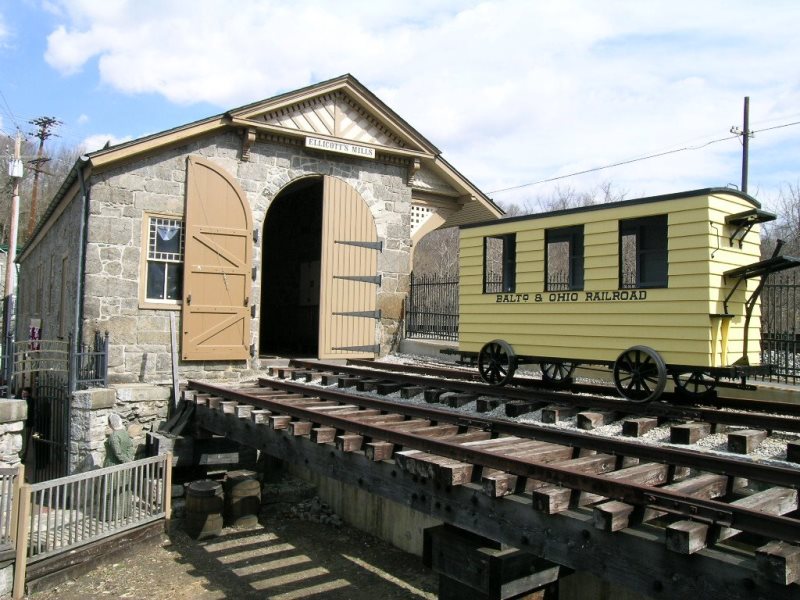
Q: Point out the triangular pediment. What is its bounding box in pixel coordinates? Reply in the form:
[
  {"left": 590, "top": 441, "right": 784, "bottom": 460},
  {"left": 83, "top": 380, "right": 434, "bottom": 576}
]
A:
[
  {"left": 229, "top": 75, "right": 438, "bottom": 155},
  {"left": 258, "top": 91, "right": 407, "bottom": 149}
]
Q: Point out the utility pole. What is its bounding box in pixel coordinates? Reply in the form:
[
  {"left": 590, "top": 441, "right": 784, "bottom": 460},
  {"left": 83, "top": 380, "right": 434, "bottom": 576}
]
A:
[
  {"left": 26, "top": 116, "right": 61, "bottom": 239},
  {"left": 4, "top": 130, "right": 23, "bottom": 357},
  {"left": 730, "top": 96, "right": 752, "bottom": 194}
]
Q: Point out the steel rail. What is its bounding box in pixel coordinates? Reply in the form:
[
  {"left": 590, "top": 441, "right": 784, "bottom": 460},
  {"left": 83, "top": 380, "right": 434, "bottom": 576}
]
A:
[
  {"left": 345, "top": 358, "right": 800, "bottom": 416},
  {"left": 188, "top": 379, "right": 800, "bottom": 545},
  {"left": 289, "top": 359, "right": 800, "bottom": 433}
]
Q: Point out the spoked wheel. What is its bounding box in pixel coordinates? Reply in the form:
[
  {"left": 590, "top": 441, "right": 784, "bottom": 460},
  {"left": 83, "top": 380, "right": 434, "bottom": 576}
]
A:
[
  {"left": 478, "top": 340, "right": 517, "bottom": 386},
  {"left": 540, "top": 361, "right": 575, "bottom": 386},
  {"left": 672, "top": 371, "right": 719, "bottom": 400},
  {"left": 613, "top": 345, "right": 667, "bottom": 403}
]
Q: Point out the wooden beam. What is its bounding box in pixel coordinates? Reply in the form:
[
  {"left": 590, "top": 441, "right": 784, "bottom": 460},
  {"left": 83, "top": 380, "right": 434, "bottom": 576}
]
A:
[{"left": 194, "top": 405, "right": 798, "bottom": 600}]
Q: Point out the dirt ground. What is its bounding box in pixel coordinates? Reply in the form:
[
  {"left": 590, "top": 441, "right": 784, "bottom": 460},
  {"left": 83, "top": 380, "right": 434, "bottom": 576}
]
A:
[{"left": 28, "top": 511, "right": 438, "bottom": 600}]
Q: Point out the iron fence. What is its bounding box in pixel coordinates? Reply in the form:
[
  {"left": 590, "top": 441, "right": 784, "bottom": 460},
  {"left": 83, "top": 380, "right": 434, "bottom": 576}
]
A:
[
  {"left": 760, "top": 271, "right": 800, "bottom": 384},
  {"left": 405, "top": 274, "right": 460, "bottom": 341},
  {"left": 2, "top": 331, "right": 109, "bottom": 398}
]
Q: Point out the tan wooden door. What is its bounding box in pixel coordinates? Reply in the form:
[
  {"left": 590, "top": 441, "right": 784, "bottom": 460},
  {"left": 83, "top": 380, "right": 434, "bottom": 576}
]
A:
[
  {"left": 181, "top": 156, "right": 252, "bottom": 360},
  {"left": 318, "top": 176, "right": 380, "bottom": 359}
]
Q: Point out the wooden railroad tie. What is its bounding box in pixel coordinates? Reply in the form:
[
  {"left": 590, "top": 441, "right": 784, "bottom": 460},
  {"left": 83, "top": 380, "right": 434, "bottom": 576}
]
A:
[
  {"left": 670, "top": 422, "right": 711, "bottom": 444},
  {"left": 666, "top": 487, "right": 799, "bottom": 554},
  {"left": 727, "top": 429, "right": 768, "bottom": 454}
]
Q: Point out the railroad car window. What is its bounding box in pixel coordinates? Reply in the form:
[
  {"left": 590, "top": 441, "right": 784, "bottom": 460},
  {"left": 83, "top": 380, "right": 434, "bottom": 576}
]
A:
[
  {"left": 145, "top": 216, "right": 185, "bottom": 302},
  {"left": 619, "top": 215, "right": 668, "bottom": 289},
  {"left": 484, "top": 234, "right": 516, "bottom": 293},
  {"left": 546, "top": 226, "right": 584, "bottom": 291}
]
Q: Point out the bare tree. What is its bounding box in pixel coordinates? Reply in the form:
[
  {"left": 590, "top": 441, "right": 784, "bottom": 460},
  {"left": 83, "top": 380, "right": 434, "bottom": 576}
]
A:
[{"left": 762, "top": 182, "right": 800, "bottom": 258}]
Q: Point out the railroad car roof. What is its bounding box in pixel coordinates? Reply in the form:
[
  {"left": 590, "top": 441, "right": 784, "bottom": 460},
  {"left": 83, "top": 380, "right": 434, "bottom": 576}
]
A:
[{"left": 461, "top": 187, "right": 760, "bottom": 230}]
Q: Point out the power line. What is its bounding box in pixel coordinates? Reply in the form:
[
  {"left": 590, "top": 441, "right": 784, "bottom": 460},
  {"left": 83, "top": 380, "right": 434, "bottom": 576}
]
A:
[{"left": 488, "top": 120, "right": 800, "bottom": 195}]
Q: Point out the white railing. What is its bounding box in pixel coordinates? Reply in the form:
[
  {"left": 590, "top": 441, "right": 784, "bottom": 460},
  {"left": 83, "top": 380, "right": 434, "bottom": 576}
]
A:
[
  {"left": 0, "top": 466, "right": 22, "bottom": 548},
  {"left": 12, "top": 454, "right": 172, "bottom": 599}
]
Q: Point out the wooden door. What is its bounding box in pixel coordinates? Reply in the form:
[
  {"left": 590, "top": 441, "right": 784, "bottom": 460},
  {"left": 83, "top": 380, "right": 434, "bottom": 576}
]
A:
[
  {"left": 182, "top": 156, "right": 252, "bottom": 360},
  {"left": 318, "top": 176, "right": 380, "bottom": 359}
]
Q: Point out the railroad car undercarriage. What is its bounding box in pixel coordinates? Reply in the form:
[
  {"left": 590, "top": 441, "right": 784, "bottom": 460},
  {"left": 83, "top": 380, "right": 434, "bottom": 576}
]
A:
[{"left": 473, "top": 339, "right": 770, "bottom": 403}]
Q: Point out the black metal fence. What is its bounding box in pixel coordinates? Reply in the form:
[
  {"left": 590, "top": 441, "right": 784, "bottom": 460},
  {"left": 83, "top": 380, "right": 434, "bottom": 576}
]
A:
[
  {"left": 1, "top": 331, "right": 109, "bottom": 482},
  {"left": 760, "top": 271, "right": 800, "bottom": 384},
  {"left": 405, "top": 272, "right": 800, "bottom": 385},
  {"left": 405, "top": 274, "right": 459, "bottom": 341}
]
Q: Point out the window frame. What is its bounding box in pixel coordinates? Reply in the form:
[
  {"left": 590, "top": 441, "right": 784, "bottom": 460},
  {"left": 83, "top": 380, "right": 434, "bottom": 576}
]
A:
[
  {"left": 139, "top": 213, "right": 185, "bottom": 310},
  {"left": 619, "top": 214, "right": 668, "bottom": 289},
  {"left": 483, "top": 233, "right": 516, "bottom": 294},
  {"left": 545, "top": 225, "right": 584, "bottom": 291}
]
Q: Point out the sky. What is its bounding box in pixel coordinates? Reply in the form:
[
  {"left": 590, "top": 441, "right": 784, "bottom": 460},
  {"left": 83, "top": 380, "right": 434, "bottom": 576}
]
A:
[{"left": 0, "top": 0, "right": 799, "bottom": 212}]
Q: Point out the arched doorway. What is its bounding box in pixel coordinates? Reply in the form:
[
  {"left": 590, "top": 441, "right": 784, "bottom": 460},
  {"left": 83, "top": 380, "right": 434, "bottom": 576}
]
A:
[
  {"left": 260, "top": 177, "right": 323, "bottom": 356},
  {"left": 260, "top": 175, "right": 380, "bottom": 359}
]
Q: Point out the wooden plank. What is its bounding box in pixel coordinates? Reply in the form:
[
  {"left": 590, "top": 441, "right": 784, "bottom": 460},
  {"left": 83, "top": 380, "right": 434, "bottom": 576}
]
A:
[
  {"left": 541, "top": 405, "right": 578, "bottom": 423},
  {"left": 622, "top": 418, "right": 658, "bottom": 437},
  {"left": 670, "top": 423, "right": 711, "bottom": 444},
  {"left": 667, "top": 487, "right": 799, "bottom": 554},
  {"left": 577, "top": 411, "right": 618, "bottom": 430},
  {"left": 400, "top": 385, "right": 426, "bottom": 399},
  {"left": 594, "top": 473, "right": 729, "bottom": 532},
  {"left": 755, "top": 541, "right": 800, "bottom": 585},
  {"left": 310, "top": 427, "right": 337, "bottom": 443},
  {"left": 336, "top": 434, "right": 364, "bottom": 452},
  {"left": 727, "top": 429, "right": 767, "bottom": 454},
  {"left": 365, "top": 441, "right": 394, "bottom": 461},
  {"left": 788, "top": 441, "right": 800, "bottom": 463},
  {"left": 289, "top": 421, "right": 313, "bottom": 436}
]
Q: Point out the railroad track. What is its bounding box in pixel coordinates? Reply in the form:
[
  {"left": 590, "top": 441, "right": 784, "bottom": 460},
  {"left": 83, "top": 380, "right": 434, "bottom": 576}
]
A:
[
  {"left": 183, "top": 371, "right": 800, "bottom": 589},
  {"left": 283, "top": 359, "right": 800, "bottom": 442}
]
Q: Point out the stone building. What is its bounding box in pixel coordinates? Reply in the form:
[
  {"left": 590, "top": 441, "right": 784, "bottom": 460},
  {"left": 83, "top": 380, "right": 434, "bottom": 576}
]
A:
[{"left": 16, "top": 75, "right": 501, "bottom": 386}]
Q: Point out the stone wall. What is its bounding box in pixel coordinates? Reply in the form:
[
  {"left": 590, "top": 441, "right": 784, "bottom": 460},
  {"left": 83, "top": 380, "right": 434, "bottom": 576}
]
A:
[
  {"left": 16, "top": 192, "right": 83, "bottom": 344},
  {"left": 82, "top": 131, "right": 413, "bottom": 385},
  {"left": 70, "top": 384, "right": 170, "bottom": 473},
  {"left": 0, "top": 400, "right": 26, "bottom": 468}
]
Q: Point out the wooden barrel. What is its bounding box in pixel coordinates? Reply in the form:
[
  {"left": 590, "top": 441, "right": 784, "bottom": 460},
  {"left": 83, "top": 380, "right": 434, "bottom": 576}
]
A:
[
  {"left": 185, "top": 480, "right": 224, "bottom": 539},
  {"left": 224, "top": 470, "right": 261, "bottom": 528}
]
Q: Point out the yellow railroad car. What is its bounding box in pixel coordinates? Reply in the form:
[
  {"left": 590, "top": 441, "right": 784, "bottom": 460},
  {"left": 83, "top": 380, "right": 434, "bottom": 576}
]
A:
[{"left": 459, "top": 188, "right": 799, "bottom": 402}]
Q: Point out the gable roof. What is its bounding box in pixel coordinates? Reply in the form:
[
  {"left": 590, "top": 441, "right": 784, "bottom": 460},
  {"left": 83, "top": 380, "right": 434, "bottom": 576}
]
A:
[{"left": 83, "top": 74, "right": 502, "bottom": 222}]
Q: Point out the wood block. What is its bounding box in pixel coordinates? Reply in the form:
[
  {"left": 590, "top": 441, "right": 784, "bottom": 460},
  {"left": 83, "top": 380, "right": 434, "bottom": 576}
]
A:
[
  {"left": 593, "top": 501, "right": 635, "bottom": 532},
  {"left": 268, "top": 415, "right": 291, "bottom": 430},
  {"left": 756, "top": 541, "right": 800, "bottom": 585},
  {"left": 727, "top": 429, "right": 768, "bottom": 454},
  {"left": 541, "top": 405, "right": 578, "bottom": 423},
  {"left": 424, "top": 389, "right": 445, "bottom": 403},
  {"left": 365, "top": 441, "right": 394, "bottom": 461},
  {"left": 207, "top": 396, "right": 221, "bottom": 410},
  {"left": 290, "top": 370, "right": 313, "bottom": 382},
  {"left": 289, "top": 421, "right": 312, "bottom": 436},
  {"left": 413, "top": 424, "right": 460, "bottom": 438},
  {"left": 577, "top": 411, "right": 617, "bottom": 430},
  {"left": 788, "top": 441, "right": 800, "bottom": 463},
  {"left": 715, "top": 487, "right": 798, "bottom": 543},
  {"left": 445, "top": 393, "right": 479, "bottom": 408},
  {"left": 670, "top": 422, "right": 711, "bottom": 444},
  {"left": 356, "top": 379, "right": 382, "bottom": 392},
  {"left": 424, "top": 525, "right": 562, "bottom": 599},
  {"left": 310, "top": 427, "right": 336, "bottom": 443},
  {"left": 336, "top": 434, "right": 364, "bottom": 452},
  {"left": 622, "top": 417, "right": 658, "bottom": 437},
  {"left": 337, "top": 376, "right": 361, "bottom": 388},
  {"left": 482, "top": 472, "right": 518, "bottom": 497},
  {"left": 476, "top": 397, "right": 501, "bottom": 413},
  {"left": 666, "top": 520, "right": 709, "bottom": 554},
  {"left": 380, "top": 418, "right": 431, "bottom": 432},
  {"left": 235, "top": 404, "right": 253, "bottom": 419},
  {"left": 319, "top": 373, "right": 341, "bottom": 385},
  {"left": 531, "top": 487, "right": 572, "bottom": 513},
  {"left": 400, "top": 385, "right": 425, "bottom": 399},
  {"left": 376, "top": 382, "right": 402, "bottom": 394},
  {"left": 250, "top": 409, "right": 271, "bottom": 424}
]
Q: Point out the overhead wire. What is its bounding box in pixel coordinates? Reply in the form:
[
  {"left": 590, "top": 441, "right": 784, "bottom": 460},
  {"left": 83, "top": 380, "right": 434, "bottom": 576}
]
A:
[{"left": 488, "top": 120, "right": 800, "bottom": 195}]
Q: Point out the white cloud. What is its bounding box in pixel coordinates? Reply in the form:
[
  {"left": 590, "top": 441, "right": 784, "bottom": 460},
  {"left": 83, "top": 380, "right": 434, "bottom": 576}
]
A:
[
  {"left": 42, "top": 0, "right": 800, "bottom": 202},
  {"left": 77, "top": 114, "right": 89, "bottom": 125}
]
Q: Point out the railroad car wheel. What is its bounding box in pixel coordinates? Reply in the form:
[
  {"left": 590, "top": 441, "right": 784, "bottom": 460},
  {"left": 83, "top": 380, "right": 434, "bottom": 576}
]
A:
[
  {"left": 478, "top": 340, "right": 517, "bottom": 386},
  {"left": 613, "top": 345, "right": 667, "bottom": 403},
  {"left": 672, "top": 370, "right": 719, "bottom": 399},
  {"left": 540, "top": 362, "right": 575, "bottom": 385}
]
